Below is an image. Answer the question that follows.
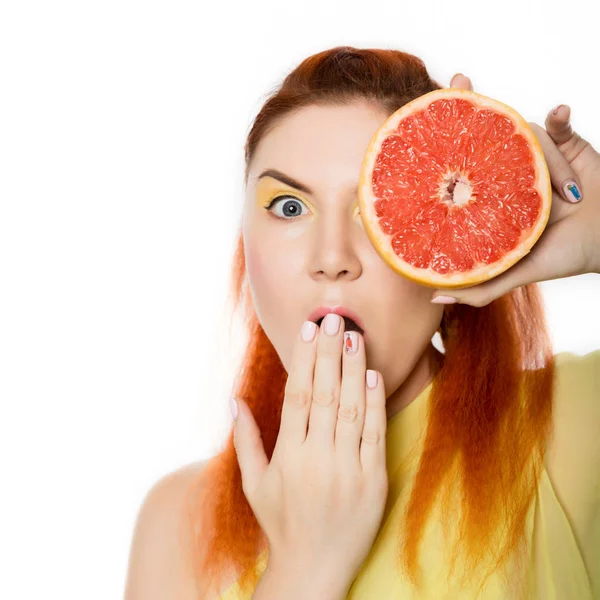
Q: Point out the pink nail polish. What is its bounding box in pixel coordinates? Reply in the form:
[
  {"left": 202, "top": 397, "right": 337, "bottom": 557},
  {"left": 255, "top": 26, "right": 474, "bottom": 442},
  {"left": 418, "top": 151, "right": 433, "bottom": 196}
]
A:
[
  {"left": 366, "top": 369, "right": 378, "bottom": 389},
  {"left": 431, "top": 296, "right": 458, "bottom": 304}
]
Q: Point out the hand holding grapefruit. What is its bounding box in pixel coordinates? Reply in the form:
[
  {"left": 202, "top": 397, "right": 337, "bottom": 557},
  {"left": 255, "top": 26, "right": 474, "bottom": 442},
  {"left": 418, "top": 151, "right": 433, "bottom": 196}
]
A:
[{"left": 358, "top": 89, "right": 553, "bottom": 290}]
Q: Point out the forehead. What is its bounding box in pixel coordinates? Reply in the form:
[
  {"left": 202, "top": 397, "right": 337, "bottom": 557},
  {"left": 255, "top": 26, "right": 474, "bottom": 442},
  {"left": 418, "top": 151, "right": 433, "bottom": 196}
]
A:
[{"left": 248, "top": 100, "right": 390, "bottom": 192}]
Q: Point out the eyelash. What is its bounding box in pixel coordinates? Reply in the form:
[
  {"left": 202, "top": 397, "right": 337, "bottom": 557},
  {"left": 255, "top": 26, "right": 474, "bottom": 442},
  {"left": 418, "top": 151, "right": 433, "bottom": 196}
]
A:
[
  {"left": 264, "top": 194, "right": 362, "bottom": 221},
  {"left": 264, "top": 194, "right": 310, "bottom": 220}
]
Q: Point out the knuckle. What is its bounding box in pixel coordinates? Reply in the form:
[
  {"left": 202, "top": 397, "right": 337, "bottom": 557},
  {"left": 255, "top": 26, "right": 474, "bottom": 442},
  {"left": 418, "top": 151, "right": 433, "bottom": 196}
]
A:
[
  {"left": 361, "top": 428, "right": 381, "bottom": 445},
  {"left": 474, "top": 297, "right": 491, "bottom": 308},
  {"left": 286, "top": 388, "right": 311, "bottom": 408},
  {"left": 312, "top": 388, "right": 337, "bottom": 407},
  {"left": 461, "top": 295, "right": 483, "bottom": 308},
  {"left": 570, "top": 136, "right": 592, "bottom": 160},
  {"left": 337, "top": 403, "right": 358, "bottom": 423}
]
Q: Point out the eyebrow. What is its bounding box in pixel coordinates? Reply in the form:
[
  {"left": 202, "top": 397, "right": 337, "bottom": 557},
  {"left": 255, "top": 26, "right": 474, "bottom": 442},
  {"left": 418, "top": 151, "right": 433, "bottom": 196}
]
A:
[
  {"left": 257, "top": 169, "right": 314, "bottom": 195},
  {"left": 257, "top": 168, "right": 359, "bottom": 198}
]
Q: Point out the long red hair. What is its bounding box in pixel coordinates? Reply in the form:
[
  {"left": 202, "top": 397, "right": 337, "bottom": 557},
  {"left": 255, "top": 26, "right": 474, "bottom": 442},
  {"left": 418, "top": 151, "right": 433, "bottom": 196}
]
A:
[{"left": 184, "top": 46, "right": 555, "bottom": 598}]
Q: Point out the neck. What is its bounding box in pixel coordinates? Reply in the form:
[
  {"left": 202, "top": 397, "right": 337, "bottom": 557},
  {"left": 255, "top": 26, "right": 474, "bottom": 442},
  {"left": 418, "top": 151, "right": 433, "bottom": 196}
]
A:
[{"left": 385, "top": 343, "right": 444, "bottom": 421}]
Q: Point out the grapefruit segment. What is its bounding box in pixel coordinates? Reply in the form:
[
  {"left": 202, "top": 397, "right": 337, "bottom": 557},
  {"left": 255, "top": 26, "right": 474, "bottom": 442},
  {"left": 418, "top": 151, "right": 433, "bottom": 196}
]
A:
[{"left": 359, "top": 89, "right": 552, "bottom": 289}]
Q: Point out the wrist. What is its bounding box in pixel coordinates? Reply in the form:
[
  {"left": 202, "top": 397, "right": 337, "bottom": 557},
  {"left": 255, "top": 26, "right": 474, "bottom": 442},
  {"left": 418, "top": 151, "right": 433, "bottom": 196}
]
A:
[{"left": 252, "top": 560, "right": 351, "bottom": 600}]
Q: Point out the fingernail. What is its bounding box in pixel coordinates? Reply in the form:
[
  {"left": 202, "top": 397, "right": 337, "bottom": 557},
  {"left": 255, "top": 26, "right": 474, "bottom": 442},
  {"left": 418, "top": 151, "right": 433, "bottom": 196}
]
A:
[
  {"left": 366, "top": 370, "right": 378, "bottom": 389},
  {"left": 452, "top": 73, "right": 464, "bottom": 84},
  {"left": 563, "top": 180, "right": 582, "bottom": 203},
  {"left": 230, "top": 396, "right": 238, "bottom": 421},
  {"left": 431, "top": 296, "right": 458, "bottom": 304},
  {"left": 324, "top": 313, "right": 341, "bottom": 336},
  {"left": 301, "top": 320, "right": 317, "bottom": 342},
  {"left": 552, "top": 104, "right": 566, "bottom": 116},
  {"left": 344, "top": 331, "right": 358, "bottom": 353}
]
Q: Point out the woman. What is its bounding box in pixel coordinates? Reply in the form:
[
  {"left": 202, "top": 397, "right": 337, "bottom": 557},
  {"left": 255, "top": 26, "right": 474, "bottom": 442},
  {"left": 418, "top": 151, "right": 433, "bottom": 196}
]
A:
[{"left": 124, "top": 46, "right": 600, "bottom": 599}]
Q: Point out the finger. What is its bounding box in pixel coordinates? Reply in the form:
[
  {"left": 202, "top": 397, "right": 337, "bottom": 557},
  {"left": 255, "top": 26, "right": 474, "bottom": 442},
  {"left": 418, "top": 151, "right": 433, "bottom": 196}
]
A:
[
  {"left": 307, "top": 313, "right": 344, "bottom": 448},
  {"left": 430, "top": 218, "right": 589, "bottom": 308},
  {"left": 449, "top": 73, "right": 473, "bottom": 90},
  {"left": 545, "top": 104, "right": 575, "bottom": 145},
  {"left": 545, "top": 186, "right": 578, "bottom": 229},
  {"left": 544, "top": 105, "right": 598, "bottom": 177},
  {"left": 529, "top": 122, "right": 583, "bottom": 205},
  {"left": 277, "top": 320, "right": 319, "bottom": 452},
  {"left": 334, "top": 330, "right": 367, "bottom": 464},
  {"left": 359, "top": 370, "right": 387, "bottom": 473}
]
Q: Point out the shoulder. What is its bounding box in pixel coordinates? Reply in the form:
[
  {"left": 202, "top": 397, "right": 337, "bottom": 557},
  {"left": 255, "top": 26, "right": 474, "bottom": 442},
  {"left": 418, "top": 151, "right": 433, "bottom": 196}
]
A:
[{"left": 124, "top": 459, "right": 211, "bottom": 600}]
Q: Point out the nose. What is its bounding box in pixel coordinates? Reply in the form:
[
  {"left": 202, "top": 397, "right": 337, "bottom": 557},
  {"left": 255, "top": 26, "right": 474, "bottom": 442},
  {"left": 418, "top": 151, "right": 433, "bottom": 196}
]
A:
[{"left": 309, "top": 211, "right": 362, "bottom": 281}]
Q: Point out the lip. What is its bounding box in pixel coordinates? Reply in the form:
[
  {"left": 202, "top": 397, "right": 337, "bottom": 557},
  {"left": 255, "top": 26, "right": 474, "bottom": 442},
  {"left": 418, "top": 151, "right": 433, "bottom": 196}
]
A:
[{"left": 307, "top": 305, "right": 366, "bottom": 338}]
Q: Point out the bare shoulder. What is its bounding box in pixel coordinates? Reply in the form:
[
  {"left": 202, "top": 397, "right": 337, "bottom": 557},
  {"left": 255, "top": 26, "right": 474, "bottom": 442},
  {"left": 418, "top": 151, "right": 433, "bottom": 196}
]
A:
[{"left": 124, "top": 459, "right": 212, "bottom": 600}]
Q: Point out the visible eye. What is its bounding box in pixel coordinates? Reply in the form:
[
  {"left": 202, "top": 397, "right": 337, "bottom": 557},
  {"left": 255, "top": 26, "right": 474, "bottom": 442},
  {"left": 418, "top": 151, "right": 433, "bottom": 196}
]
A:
[{"left": 265, "top": 195, "right": 310, "bottom": 220}]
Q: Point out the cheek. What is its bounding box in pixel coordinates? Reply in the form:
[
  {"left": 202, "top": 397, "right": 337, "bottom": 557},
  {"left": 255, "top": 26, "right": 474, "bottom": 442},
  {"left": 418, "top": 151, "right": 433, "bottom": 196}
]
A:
[
  {"left": 246, "top": 233, "right": 301, "bottom": 294},
  {"left": 244, "top": 238, "right": 291, "bottom": 322},
  {"left": 245, "top": 242, "right": 263, "bottom": 283},
  {"left": 244, "top": 241, "right": 297, "bottom": 371},
  {"left": 245, "top": 242, "right": 282, "bottom": 296}
]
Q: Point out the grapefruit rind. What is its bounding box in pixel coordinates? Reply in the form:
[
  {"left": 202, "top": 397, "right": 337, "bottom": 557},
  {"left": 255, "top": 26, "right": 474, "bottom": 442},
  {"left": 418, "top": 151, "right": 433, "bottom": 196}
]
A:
[{"left": 358, "top": 88, "right": 552, "bottom": 289}]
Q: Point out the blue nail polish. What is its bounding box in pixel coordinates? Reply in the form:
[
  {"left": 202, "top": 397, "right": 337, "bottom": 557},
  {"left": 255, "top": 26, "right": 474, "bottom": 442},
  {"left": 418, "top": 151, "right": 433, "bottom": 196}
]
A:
[{"left": 564, "top": 181, "right": 582, "bottom": 202}]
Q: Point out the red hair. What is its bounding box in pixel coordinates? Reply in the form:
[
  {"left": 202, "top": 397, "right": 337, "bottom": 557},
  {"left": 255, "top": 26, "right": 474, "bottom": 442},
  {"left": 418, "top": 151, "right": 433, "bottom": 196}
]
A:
[{"left": 184, "top": 46, "right": 555, "bottom": 598}]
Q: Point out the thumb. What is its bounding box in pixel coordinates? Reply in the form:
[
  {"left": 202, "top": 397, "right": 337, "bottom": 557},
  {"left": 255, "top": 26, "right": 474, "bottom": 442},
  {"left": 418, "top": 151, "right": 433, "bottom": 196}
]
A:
[{"left": 231, "top": 397, "right": 269, "bottom": 501}]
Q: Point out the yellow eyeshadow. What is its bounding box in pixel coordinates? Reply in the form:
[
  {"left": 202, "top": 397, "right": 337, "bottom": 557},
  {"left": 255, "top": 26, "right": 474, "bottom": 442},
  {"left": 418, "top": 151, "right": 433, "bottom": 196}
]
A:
[
  {"left": 255, "top": 177, "right": 361, "bottom": 218},
  {"left": 256, "top": 179, "right": 311, "bottom": 208}
]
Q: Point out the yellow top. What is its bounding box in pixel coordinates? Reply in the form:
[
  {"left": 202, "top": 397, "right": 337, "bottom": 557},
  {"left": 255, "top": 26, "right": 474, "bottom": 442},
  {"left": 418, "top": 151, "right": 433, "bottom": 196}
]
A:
[{"left": 218, "top": 350, "right": 600, "bottom": 599}]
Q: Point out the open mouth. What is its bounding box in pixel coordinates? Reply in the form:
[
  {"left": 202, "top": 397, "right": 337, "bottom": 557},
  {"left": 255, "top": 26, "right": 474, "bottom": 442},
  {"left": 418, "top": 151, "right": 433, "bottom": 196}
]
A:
[{"left": 315, "top": 315, "right": 364, "bottom": 336}]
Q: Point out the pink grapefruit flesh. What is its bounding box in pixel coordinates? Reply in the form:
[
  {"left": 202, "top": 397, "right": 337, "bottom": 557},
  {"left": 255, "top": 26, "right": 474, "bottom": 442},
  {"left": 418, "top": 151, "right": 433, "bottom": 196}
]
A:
[{"left": 358, "top": 88, "right": 552, "bottom": 289}]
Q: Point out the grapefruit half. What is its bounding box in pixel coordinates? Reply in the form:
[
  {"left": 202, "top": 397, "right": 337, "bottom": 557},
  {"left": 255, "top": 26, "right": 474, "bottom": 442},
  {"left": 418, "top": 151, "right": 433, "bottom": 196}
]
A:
[{"left": 358, "top": 89, "right": 552, "bottom": 289}]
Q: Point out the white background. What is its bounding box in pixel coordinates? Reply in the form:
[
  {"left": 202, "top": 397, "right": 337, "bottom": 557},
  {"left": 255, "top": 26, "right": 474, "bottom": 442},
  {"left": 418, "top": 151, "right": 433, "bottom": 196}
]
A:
[{"left": 1, "top": 0, "right": 599, "bottom": 598}]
